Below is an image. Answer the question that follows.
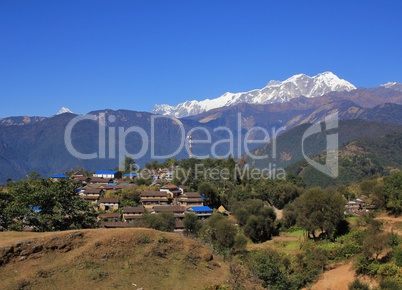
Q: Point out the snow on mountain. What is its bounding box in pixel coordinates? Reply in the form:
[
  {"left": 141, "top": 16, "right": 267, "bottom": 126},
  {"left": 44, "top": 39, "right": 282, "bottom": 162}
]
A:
[
  {"left": 381, "top": 82, "right": 402, "bottom": 92},
  {"left": 152, "top": 72, "right": 356, "bottom": 118},
  {"left": 56, "top": 107, "right": 73, "bottom": 115}
]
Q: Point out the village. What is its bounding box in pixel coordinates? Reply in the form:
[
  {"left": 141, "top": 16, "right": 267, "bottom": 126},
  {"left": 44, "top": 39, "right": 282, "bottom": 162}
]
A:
[
  {"left": 50, "top": 167, "right": 379, "bottom": 234},
  {"left": 50, "top": 169, "right": 232, "bottom": 232}
]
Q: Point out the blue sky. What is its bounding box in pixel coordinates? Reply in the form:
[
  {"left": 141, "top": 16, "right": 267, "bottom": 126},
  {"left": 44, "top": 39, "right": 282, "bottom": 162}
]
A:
[{"left": 1, "top": 0, "right": 402, "bottom": 117}]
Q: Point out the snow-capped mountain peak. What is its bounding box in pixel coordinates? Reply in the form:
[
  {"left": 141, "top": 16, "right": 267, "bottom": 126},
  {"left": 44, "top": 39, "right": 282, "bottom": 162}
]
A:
[
  {"left": 152, "top": 72, "right": 356, "bottom": 118},
  {"left": 381, "top": 82, "right": 402, "bottom": 92},
  {"left": 56, "top": 107, "right": 73, "bottom": 115}
]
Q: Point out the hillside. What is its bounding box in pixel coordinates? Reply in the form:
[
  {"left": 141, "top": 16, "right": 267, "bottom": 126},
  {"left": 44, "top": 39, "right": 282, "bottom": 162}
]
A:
[
  {"left": 246, "top": 119, "right": 402, "bottom": 171},
  {"left": 0, "top": 228, "right": 230, "bottom": 290},
  {"left": 286, "top": 130, "right": 402, "bottom": 187}
]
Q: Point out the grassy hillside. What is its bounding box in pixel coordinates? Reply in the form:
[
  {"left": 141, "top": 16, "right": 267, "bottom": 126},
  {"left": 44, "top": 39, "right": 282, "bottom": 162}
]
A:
[{"left": 0, "top": 229, "right": 230, "bottom": 290}]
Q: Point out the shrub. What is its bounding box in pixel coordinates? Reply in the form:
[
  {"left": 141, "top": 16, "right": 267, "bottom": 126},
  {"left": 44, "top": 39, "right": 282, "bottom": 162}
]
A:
[
  {"left": 379, "top": 278, "right": 402, "bottom": 290},
  {"left": 393, "top": 247, "right": 402, "bottom": 267},
  {"left": 135, "top": 234, "right": 152, "bottom": 244},
  {"left": 354, "top": 254, "right": 372, "bottom": 275},
  {"left": 233, "top": 234, "right": 248, "bottom": 253},
  {"left": 378, "top": 263, "right": 400, "bottom": 278},
  {"left": 246, "top": 248, "right": 292, "bottom": 289},
  {"left": 348, "top": 278, "right": 369, "bottom": 290},
  {"left": 388, "top": 231, "right": 400, "bottom": 248}
]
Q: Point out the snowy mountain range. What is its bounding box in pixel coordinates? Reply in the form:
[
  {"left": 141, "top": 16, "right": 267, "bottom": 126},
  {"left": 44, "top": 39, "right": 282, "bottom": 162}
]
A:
[{"left": 152, "top": 72, "right": 356, "bottom": 118}]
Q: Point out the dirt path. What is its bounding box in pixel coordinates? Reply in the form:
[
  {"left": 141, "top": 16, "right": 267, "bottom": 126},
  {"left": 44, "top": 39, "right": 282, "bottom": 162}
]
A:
[
  {"left": 311, "top": 261, "right": 355, "bottom": 290},
  {"left": 375, "top": 214, "right": 402, "bottom": 235},
  {"left": 311, "top": 261, "right": 377, "bottom": 290}
]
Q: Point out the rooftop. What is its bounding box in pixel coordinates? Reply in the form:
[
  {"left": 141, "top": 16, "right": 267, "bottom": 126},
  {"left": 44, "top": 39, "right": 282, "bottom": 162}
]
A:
[
  {"left": 187, "top": 206, "right": 213, "bottom": 213},
  {"left": 124, "top": 173, "right": 137, "bottom": 177},
  {"left": 98, "top": 213, "right": 120, "bottom": 218},
  {"left": 99, "top": 197, "right": 119, "bottom": 203},
  {"left": 161, "top": 184, "right": 178, "bottom": 189},
  {"left": 140, "top": 190, "right": 168, "bottom": 197},
  {"left": 51, "top": 173, "right": 69, "bottom": 178},
  {"left": 152, "top": 205, "right": 186, "bottom": 213},
  {"left": 95, "top": 170, "right": 118, "bottom": 175},
  {"left": 122, "top": 206, "right": 145, "bottom": 214}
]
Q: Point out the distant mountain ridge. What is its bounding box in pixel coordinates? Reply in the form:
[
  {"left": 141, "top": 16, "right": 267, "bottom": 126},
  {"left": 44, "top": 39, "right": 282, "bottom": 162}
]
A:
[
  {"left": 1, "top": 80, "right": 402, "bottom": 183},
  {"left": 185, "top": 87, "right": 402, "bottom": 133},
  {"left": 381, "top": 82, "right": 402, "bottom": 92},
  {"left": 152, "top": 72, "right": 356, "bottom": 117}
]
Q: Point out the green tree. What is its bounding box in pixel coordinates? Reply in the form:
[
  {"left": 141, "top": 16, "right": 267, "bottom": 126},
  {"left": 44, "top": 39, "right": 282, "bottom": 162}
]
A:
[
  {"left": 0, "top": 190, "right": 12, "bottom": 229},
  {"left": 246, "top": 248, "right": 292, "bottom": 289},
  {"left": 244, "top": 213, "right": 276, "bottom": 243},
  {"left": 231, "top": 186, "right": 249, "bottom": 202},
  {"left": 27, "top": 171, "right": 41, "bottom": 180},
  {"left": 199, "top": 213, "right": 237, "bottom": 250},
  {"left": 362, "top": 232, "right": 388, "bottom": 260},
  {"left": 282, "top": 202, "right": 297, "bottom": 229},
  {"left": 121, "top": 187, "right": 140, "bottom": 206},
  {"left": 233, "top": 233, "right": 248, "bottom": 253},
  {"left": 295, "top": 187, "right": 345, "bottom": 239},
  {"left": 183, "top": 212, "right": 201, "bottom": 234},
  {"left": 214, "top": 217, "right": 237, "bottom": 249},
  {"left": 122, "top": 156, "right": 136, "bottom": 173},
  {"left": 270, "top": 183, "right": 302, "bottom": 209},
  {"left": 198, "top": 182, "right": 220, "bottom": 208},
  {"left": 383, "top": 172, "right": 402, "bottom": 216},
  {"left": 143, "top": 211, "right": 175, "bottom": 232},
  {"left": 4, "top": 178, "right": 97, "bottom": 231}
]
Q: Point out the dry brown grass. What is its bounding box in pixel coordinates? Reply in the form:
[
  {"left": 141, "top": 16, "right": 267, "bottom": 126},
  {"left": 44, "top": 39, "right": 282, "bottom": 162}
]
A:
[{"left": 0, "top": 228, "right": 230, "bottom": 290}]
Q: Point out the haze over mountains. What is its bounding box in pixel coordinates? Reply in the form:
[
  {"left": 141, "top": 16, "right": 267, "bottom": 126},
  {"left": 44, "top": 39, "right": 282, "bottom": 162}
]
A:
[{"left": 1, "top": 72, "right": 402, "bottom": 183}]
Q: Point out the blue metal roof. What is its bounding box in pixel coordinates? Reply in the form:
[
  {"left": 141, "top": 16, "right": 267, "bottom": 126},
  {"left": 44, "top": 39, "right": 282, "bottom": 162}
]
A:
[
  {"left": 95, "top": 170, "right": 118, "bottom": 175},
  {"left": 29, "top": 206, "right": 42, "bottom": 213},
  {"left": 124, "top": 173, "right": 137, "bottom": 177},
  {"left": 51, "top": 173, "right": 69, "bottom": 178},
  {"left": 188, "top": 206, "right": 213, "bottom": 213}
]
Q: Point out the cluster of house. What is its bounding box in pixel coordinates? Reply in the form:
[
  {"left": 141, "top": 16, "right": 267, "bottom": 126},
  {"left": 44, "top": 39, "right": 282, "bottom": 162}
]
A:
[
  {"left": 344, "top": 197, "right": 378, "bottom": 215},
  {"left": 52, "top": 170, "right": 215, "bottom": 231}
]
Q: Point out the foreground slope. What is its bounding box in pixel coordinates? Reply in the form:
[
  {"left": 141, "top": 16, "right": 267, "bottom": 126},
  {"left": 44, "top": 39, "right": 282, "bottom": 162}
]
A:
[{"left": 0, "top": 228, "right": 230, "bottom": 290}]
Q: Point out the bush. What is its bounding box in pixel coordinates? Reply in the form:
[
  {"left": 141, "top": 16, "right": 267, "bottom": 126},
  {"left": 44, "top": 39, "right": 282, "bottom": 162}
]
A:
[
  {"left": 143, "top": 211, "right": 175, "bottom": 232},
  {"left": 388, "top": 231, "right": 400, "bottom": 248},
  {"left": 135, "top": 234, "right": 152, "bottom": 244},
  {"left": 378, "top": 263, "right": 400, "bottom": 278},
  {"left": 246, "top": 249, "right": 292, "bottom": 289},
  {"left": 379, "top": 278, "right": 402, "bottom": 290},
  {"left": 354, "top": 254, "right": 372, "bottom": 275},
  {"left": 233, "top": 234, "right": 248, "bottom": 253},
  {"left": 183, "top": 212, "right": 201, "bottom": 235},
  {"left": 393, "top": 247, "right": 402, "bottom": 267},
  {"left": 198, "top": 214, "right": 237, "bottom": 251},
  {"left": 348, "top": 278, "right": 369, "bottom": 290}
]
